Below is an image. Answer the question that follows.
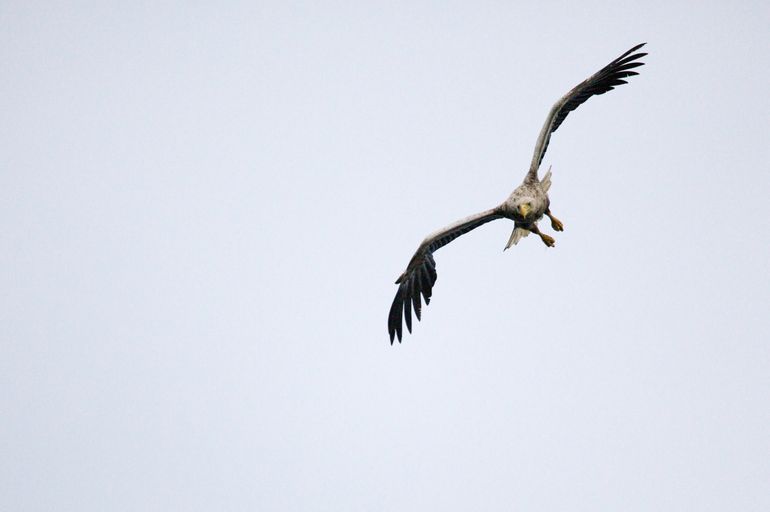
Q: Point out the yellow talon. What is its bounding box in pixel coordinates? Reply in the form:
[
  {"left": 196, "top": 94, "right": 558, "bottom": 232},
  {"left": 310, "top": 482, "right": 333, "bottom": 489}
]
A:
[{"left": 546, "top": 211, "right": 564, "bottom": 232}]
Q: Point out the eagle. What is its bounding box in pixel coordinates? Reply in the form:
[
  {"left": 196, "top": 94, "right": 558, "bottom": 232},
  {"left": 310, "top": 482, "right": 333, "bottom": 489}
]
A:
[{"left": 388, "top": 43, "right": 647, "bottom": 343}]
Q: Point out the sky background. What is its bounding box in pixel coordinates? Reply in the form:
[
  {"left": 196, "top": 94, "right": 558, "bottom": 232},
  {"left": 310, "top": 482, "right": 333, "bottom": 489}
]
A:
[{"left": 2, "top": 1, "right": 769, "bottom": 510}]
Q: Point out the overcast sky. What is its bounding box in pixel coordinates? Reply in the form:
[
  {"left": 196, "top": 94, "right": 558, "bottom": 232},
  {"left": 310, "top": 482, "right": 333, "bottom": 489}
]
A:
[{"left": 2, "top": 1, "right": 769, "bottom": 510}]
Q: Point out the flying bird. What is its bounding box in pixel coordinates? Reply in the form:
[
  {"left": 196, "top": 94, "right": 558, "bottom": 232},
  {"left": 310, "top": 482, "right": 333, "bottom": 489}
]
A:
[{"left": 388, "top": 43, "right": 647, "bottom": 343}]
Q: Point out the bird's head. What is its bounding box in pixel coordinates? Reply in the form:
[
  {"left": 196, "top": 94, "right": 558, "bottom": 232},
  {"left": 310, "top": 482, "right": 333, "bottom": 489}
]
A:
[{"left": 515, "top": 200, "right": 534, "bottom": 220}]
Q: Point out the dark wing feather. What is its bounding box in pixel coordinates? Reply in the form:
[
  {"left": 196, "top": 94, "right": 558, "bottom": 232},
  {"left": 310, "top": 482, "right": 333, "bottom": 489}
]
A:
[
  {"left": 388, "top": 208, "right": 503, "bottom": 343},
  {"left": 528, "top": 43, "right": 647, "bottom": 176}
]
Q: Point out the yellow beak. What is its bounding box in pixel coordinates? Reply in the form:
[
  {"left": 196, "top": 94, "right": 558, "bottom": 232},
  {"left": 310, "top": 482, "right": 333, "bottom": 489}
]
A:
[{"left": 518, "top": 203, "right": 531, "bottom": 218}]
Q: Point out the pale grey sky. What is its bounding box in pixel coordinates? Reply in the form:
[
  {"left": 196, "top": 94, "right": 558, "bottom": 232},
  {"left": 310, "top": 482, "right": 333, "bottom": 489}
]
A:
[{"left": 2, "top": 1, "right": 769, "bottom": 510}]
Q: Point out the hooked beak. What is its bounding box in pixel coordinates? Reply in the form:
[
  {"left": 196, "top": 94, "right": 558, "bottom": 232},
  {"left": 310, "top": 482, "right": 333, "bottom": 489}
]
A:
[{"left": 518, "top": 203, "right": 531, "bottom": 218}]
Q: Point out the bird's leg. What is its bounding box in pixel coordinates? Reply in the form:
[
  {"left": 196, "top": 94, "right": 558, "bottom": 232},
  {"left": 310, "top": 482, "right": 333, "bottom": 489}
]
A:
[
  {"left": 529, "top": 224, "right": 555, "bottom": 247},
  {"left": 545, "top": 209, "right": 564, "bottom": 232}
]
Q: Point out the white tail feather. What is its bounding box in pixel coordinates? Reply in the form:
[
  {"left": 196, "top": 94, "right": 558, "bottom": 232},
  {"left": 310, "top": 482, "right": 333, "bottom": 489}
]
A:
[{"left": 504, "top": 227, "right": 529, "bottom": 250}]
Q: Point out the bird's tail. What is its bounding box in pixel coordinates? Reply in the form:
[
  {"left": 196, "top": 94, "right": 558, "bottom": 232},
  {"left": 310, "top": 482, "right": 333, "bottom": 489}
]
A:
[
  {"left": 504, "top": 226, "right": 529, "bottom": 250},
  {"left": 540, "top": 165, "right": 552, "bottom": 193}
]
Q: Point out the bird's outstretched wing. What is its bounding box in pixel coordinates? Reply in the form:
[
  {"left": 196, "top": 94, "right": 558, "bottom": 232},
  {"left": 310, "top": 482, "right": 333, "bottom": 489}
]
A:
[
  {"left": 527, "top": 43, "right": 647, "bottom": 177},
  {"left": 388, "top": 208, "right": 503, "bottom": 343}
]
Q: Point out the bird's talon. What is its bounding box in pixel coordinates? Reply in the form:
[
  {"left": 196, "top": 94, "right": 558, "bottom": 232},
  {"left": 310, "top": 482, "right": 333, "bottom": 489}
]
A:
[{"left": 540, "top": 234, "right": 556, "bottom": 247}]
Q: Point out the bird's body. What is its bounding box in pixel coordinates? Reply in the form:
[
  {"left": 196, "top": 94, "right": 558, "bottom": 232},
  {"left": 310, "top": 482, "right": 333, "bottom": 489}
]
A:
[
  {"left": 501, "top": 171, "right": 555, "bottom": 248},
  {"left": 388, "top": 43, "right": 647, "bottom": 343}
]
